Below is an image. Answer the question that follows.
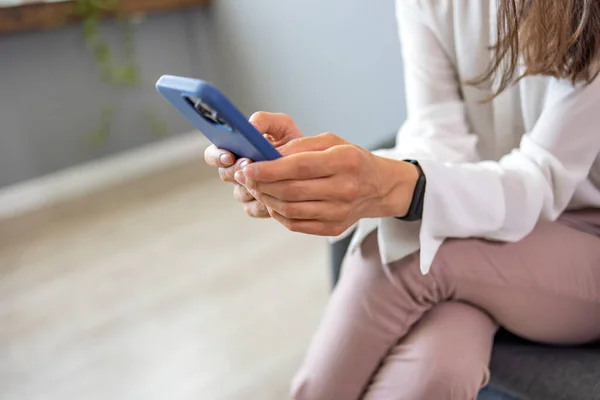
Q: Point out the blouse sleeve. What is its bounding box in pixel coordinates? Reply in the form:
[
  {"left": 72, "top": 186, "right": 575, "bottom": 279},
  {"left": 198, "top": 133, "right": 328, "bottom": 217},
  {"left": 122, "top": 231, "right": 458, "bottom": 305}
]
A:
[
  {"left": 374, "top": 0, "right": 480, "bottom": 163},
  {"left": 385, "top": 0, "right": 600, "bottom": 273}
]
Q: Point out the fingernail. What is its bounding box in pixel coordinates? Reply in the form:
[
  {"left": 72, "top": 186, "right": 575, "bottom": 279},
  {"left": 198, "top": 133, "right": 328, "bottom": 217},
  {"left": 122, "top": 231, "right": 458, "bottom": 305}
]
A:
[
  {"left": 234, "top": 170, "right": 246, "bottom": 185},
  {"left": 263, "top": 134, "right": 275, "bottom": 142},
  {"left": 220, "top": 153, "right": 233, "bottom": 165},
  {"left": 241, "top": 165, "right": 254, "bottom": 179},
  {"left": 239, "top": 159, "right": 250, "bottom": 169}
]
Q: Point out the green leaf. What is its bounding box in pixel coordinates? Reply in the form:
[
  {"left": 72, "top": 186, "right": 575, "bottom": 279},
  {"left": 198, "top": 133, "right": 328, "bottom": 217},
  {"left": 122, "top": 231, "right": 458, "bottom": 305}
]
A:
[
  {"left": 87, "top": 104, "right": 115, "bottom": 147},
  {"left": 129, "top": 12, "right": 145, "bottom": 25},
  {"left": 90, "top": 0, "right": 116, "bottom": 12},
  {"left": 87, "top": 127, "right": 110, "bottom": 146},
  {"left": 82, "top": 18, "right": 98, "bottom": 42},
  {"left": 75, "top": 0, "right": 93, "bottom": 16},
  {"left": 94, "top": 43, "right": 110, "bottom": 63}
]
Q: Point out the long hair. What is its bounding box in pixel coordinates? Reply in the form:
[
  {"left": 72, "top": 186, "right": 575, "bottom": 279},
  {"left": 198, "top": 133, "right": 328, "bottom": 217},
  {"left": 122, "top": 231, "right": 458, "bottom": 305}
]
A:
[{"left": 472, "top": 0, "right": 600, "bottom": 97}]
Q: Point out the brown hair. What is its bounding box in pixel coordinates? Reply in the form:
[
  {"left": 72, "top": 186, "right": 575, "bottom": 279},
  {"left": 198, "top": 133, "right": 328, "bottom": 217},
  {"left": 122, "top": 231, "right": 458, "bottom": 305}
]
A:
[{"left": 474, "top": 0, "right": 600, "bottom": 96}]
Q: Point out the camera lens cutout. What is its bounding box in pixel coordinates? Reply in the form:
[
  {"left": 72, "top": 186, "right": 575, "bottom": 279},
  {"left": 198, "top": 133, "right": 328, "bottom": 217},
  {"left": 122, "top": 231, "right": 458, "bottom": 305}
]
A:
[{"left": 185, "top": 96, "right": 232, "bottom": 131}]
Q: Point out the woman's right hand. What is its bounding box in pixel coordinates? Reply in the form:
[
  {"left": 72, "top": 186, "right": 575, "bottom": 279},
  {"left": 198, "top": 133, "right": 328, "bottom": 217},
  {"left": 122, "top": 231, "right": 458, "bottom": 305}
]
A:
[{"left": 203, "top": 112, "right": 304, "bottom": 218}]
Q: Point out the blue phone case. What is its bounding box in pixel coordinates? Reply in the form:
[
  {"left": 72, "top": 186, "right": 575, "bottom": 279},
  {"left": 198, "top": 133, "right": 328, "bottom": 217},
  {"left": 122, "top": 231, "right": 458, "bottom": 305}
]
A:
[{"left": 155, "top": 75, "right": 281, "bottom": 162}]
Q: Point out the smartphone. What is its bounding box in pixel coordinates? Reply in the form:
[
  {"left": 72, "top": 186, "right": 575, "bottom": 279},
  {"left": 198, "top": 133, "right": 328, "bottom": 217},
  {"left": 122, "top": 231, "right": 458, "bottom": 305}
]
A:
[{"left": 155, "top": 75, "right": 281, "bottom": 162}]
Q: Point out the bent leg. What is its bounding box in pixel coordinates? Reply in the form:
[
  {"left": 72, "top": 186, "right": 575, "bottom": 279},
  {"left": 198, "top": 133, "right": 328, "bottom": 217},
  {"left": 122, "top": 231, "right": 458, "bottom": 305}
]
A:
[
  {"left": 292, "top": 215, "right": 600, "bottom": 400},
  {"left": 291, "top": 232, "right": 438, "bottom": 400},
  {"left": 364, "top": 302, "right": 497, "bottom": 400},
  {"left": 435, "top": 219, "right": 600, "bottom": 344}
]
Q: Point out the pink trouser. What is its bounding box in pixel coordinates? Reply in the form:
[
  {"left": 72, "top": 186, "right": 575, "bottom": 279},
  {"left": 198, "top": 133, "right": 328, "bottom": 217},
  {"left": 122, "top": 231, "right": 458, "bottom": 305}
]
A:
[{"left": 291, "top": 209, "right": 600, "bottom": 400}]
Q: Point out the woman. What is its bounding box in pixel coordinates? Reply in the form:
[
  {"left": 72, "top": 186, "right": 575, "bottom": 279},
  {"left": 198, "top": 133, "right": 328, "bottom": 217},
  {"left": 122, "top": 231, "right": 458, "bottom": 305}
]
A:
[{"left": 205, "top": 0, "right": 600, "bottom": 398}]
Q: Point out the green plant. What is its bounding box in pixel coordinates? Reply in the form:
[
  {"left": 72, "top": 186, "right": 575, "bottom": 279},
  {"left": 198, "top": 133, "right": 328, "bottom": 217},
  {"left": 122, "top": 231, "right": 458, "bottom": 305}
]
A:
[
  {"left": 75, "top": 0, "right": 168, "bottom": 146},
  {"left": 87, "top": 105, "right": 115, "bottom": 146}
]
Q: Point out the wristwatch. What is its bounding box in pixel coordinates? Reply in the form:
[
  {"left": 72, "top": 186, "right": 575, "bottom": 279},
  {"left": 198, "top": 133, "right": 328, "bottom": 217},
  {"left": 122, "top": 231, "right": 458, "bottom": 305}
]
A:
[{"left": 396, "top": 160, "right": 426, "bottom": 221}]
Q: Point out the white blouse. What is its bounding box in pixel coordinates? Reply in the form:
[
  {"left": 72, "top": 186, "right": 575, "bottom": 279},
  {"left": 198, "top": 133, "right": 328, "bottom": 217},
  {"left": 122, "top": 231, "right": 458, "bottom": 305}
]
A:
[{"left": 337, "top": 0, "right": 600, "bottom": 274}]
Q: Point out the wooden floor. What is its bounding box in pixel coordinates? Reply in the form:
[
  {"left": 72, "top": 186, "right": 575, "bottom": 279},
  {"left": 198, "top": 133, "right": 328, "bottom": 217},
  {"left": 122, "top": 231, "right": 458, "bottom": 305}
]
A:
[{"left": 0, "top": 159, "right": 330, "bottom": 400}]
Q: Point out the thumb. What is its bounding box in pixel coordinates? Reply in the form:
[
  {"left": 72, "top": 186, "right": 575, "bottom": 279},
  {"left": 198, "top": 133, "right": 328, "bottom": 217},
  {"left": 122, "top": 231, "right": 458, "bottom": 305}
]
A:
[{"left": 278, "top": 133, "right": 345, "bottom": 156}]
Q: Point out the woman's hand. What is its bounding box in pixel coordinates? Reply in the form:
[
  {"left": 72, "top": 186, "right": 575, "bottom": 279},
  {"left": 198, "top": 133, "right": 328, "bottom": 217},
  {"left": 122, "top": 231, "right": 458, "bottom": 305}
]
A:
[
  {"left": 203, "top": 112, "right": 304, "bottom": 218},
  {"left": 235, "top": 132, "right": 420, "bottom": 236}
]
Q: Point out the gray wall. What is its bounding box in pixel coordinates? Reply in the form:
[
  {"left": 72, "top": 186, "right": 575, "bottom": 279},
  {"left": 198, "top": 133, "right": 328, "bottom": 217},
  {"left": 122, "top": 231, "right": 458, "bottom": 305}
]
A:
[
  {"left": 0, "top": 11, "right": 215, "bottom": 187},
  {"left": 0, "top": 0, "right": 405, "bottom": 187},
  {"left": 207, "top": 0, "right": 406, "bottom": 147}
]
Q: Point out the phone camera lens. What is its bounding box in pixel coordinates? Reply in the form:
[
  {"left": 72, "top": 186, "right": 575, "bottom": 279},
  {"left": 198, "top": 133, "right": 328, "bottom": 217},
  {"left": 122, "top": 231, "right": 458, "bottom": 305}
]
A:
[{"left": 190, "top": 98, "right": 232, "bottom": 131}]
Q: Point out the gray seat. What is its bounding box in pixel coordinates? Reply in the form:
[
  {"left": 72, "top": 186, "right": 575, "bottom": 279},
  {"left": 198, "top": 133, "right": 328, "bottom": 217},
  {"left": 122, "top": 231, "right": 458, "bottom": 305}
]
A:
[
  {"left": 486, "top": 332, "right": 600, "bottom": 400},
  {"left": 329, "top": 133, "right": 600, "bottom": 399}
]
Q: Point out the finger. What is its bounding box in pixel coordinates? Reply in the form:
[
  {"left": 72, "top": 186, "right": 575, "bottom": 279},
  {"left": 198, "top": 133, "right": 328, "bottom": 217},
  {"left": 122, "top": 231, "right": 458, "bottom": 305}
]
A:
[
  {"left": 233, "top": 184, "right": 255, "bottom": 203},
  {"left": 204, "top": 144, "right": 236, "bottom": 167},
  {"left": 219, "top": 158, "right": 251, "bottom": 183},
  {"left": 256, "top": 193, "right": 349, "bottom": 221},
  {"left": 249, "top": 112, "right": 301, "bottom": 144},
  {"left": 243, "top": 200, "right": 271, "bottom": 218},
  {"left": 270, "top": 211, "right": 348, "bottom": 236},
  {"left": 254, "top": 176, "right": 357, "bottom": 202},
  {"left": 278, "top": 132, "right": 344, "bottom": 156},
  {"left": 243, "top": 151, "right": 345, "bottom": 182}
]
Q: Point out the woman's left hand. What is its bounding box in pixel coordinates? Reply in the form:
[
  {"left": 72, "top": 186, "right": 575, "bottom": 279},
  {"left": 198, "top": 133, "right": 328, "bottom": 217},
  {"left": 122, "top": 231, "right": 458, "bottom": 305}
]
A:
[{"left": 234, "top": 132, "right": 420, "bottom": 236}]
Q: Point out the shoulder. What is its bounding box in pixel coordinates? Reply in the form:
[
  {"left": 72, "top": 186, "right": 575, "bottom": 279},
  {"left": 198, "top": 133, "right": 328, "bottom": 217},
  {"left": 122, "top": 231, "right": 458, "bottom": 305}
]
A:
[
  {"left": 395, "top": 0, "right": 488, "bottom": 32},
  {"left": 395, "top": 0, "right": 457, "bottom": 21},
  {"left": 395, "top": 0, "right": 490, "bottom": 66}
]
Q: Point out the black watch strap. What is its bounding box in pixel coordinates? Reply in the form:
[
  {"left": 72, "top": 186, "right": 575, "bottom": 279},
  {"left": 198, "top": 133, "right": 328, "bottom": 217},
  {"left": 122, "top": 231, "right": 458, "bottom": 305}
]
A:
[{"left": 396, "top": 160, "right": 426, "bottom": 221}]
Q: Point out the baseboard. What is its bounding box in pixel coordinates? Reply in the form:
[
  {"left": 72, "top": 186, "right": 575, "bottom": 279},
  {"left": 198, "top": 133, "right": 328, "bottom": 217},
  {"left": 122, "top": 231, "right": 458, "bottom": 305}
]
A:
[{"left": 0, "top": 132, "right": 209, "bottom": 220}]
